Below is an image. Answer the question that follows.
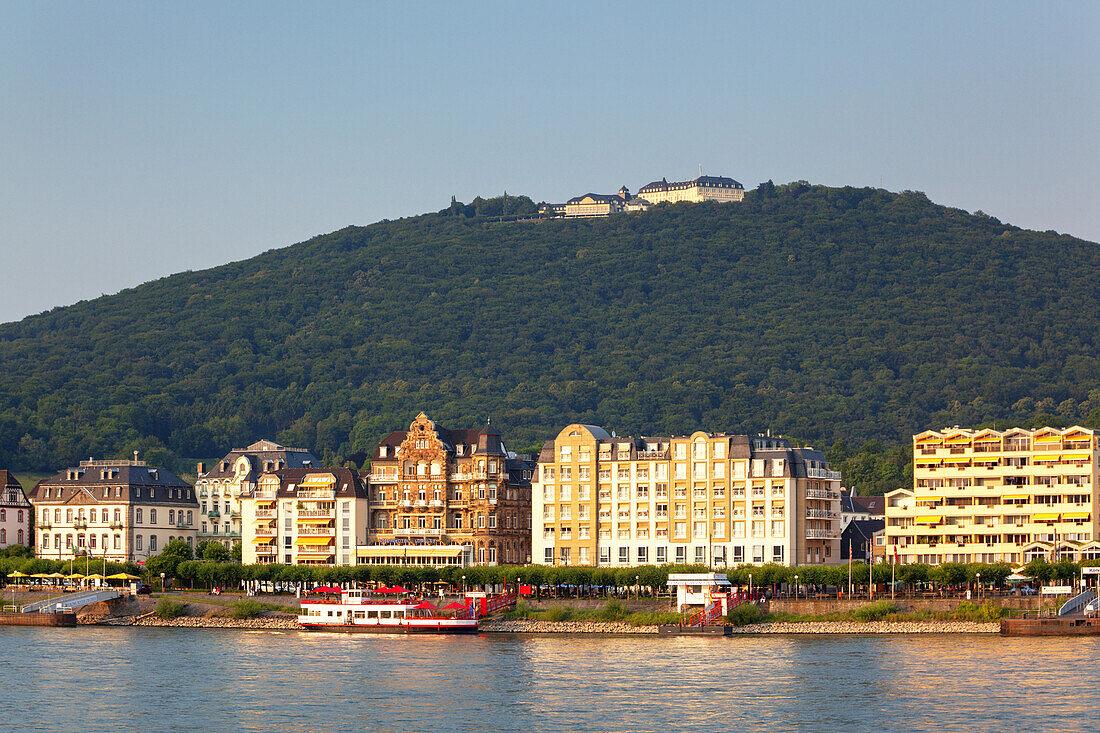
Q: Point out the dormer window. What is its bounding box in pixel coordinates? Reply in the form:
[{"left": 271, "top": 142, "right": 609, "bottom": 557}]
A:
[{"left": 380, "top": 446, "right": 388, "bottom": 458}]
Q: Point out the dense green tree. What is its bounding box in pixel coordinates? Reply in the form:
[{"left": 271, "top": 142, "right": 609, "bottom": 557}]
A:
[{"left": 1, "top": 184, "right": 1098, "bottom": 491}]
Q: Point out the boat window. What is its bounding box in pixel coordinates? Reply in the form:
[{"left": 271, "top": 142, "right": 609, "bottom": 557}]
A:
[
  {"left": 354, "top": 611, "right": 365, "bottom": 619},
  {"left": 381, "top": 610, "right": 391, "bottom": 619},
  {"left": 367, "top": 610, "right": 378, "bottom": 619},
  {"left": 395, "top": 611, "right": 404, "bottom": 618}
]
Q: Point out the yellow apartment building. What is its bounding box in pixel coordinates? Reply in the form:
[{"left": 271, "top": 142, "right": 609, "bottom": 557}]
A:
[
  {"left": 240, "top": 467, "right": 369, "bottom": 566},
  {"left": 532, "top": 425, "right": 842, "bottom": 568},
  {"left": 885, "top": 426, "right": 1100, "bottom": 565}
]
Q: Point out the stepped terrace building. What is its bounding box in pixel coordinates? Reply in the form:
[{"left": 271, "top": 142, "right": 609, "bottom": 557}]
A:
[
  {"left": 240, "top": 467, "right": 369, "bottom": 566},
  {"left": 0, "top": 471, "right": 31, "bottom": 549},
  {"left": 362, "top": 413, "right": 533, "bottom": 567},
  {"left": 637, "top": 175, "right": 744, "bottom": 205},
  {"left": 195, "top": 440, "right": 319, "bottom": 549},
  {"left": 30, "top": 457, "right": 198, "bottom": 563},
  {"left": 532, "top": 425, "right": 842, "bottom": 568},
  {"left": 885, "top": 426, "right": 1100, "bottom": 565}
]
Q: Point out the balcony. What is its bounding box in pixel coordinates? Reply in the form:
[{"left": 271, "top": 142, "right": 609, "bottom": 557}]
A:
[
  {"left": 805, "top": 489, "right": 837, "bottom": 500},
  {"left": 807, "top": 468, "right": 842, "bottom": 481},
  {"left": 297, "top": 526, "right": 335, "bottom": 536},
  {"left": 806, "top": 529, "right": 841, "bottom": 540},
  {"left": 298, "top": 509, "right": 333, "bottom": 519},
  {"left": 296, "top": 489, "right": 335, "bottom": 500},
  {"left": 393, "top": 528, "right": 444, "bottom": 537},
  {"left": 255, "top": 546, "right": 277, "bottom": 556},
  {"left": 806, "top": 509, "right": 839, "bottom": 519},
  {"left": 72, "top": 520, "right": 88, "bottom": 530},
  {"left": 429, "top": 499, "right": 444, "bottom": 508},
  {"left": 254, "top": 509, "right": 276, "bottom": 520},
  {"left": 254, "top": 527, "right": 276, "bottom": 537},
  {"left": 415, "top": 500, "right": 428, "bottom": 509},
  {"left": 400, "top": 499, "right": 413, "bottom": 508},
  {"left": 369, "top": 473, "right": 398, "bottom": 483}
]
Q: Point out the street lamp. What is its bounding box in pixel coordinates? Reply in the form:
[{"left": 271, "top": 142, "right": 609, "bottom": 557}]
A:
[
  {"left": 749, "top": 573, "right": 753, "bottom": 601},
  {"left": 461, "top": 575, "right": 466, "bottom": 595},
  {"left": 160, "top": 572, "right": 166, "bottom": 593},
  {"left": 976, "top": 572, "right": 981, "bottom": 599},
  {"left": 794, "top": 574, "right": 799, "bottom": 600},
  {"left": 635, "top": 575, "right": 640, "bottom": 600}
]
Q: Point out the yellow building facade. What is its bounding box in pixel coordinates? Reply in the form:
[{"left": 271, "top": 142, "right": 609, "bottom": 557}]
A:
[
  {"left": 886, "top": 426, "right": 1100, "bottom": 565},
  {"left": 241, "top": 467, "right": 369, "bottom": 566},
  {"left": 532, "top": 425, "right": 842, "bottom": 568},
  {"left": 637, "top": 175, "right": 745, "bottom": 204}
]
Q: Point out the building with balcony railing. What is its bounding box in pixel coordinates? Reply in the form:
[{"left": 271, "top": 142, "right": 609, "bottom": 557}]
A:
[
  {"left": 361, "top": 412, "right": 533, "bottom": 567},
  {"left": 0, "top": 471, "right": 31, "bottom": 549},
  {"left": 29, "top": 455, "right": 198, "bottom": 563},
  {"left": 195, "top": 439, "right": 318, "bottom": 550},
  {"left": 240, "top": 467, "right": 369, "bottom": 567},
  {"left": 532, "top": 425, "right": 843, "bottom": 569},
  {"left": 886, "top": 426, "right": 1100, "bottom": 565}
]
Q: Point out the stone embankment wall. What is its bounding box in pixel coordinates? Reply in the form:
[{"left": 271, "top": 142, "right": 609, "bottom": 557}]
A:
[
  {"left": 517, "top": 598, "right": 668, "bottom": 612},
  {"left": 768, "top": 597, "right": 1048, "bottom": 615},
  {"left": 481, "top": 618, "right": 658, "bottom": 634},
  {"left": 733, "top": 621, "right": 999, "bottom": 634},
  {"left": 122, "top": 615, "right": 301, "bottom": 630}
]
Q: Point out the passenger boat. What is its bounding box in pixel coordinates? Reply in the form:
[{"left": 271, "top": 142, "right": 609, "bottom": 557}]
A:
[{"left": 297, "top": 588, "right": 480, "bottom": 634}]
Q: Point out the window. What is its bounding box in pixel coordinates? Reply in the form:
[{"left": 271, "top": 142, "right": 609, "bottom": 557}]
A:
[
  {"left": 694, "top": 521, "right": 706, "bottom": 537},
  {"left": 694, "top": 546, "right": 705, "bottom": 564},
  {"left": 712, "top": 522, "right": 725, "bottom": 538},
  {"left": 713, "top": 463, "right": 725, "bottom": 479},
  {"left": 637, "top": 547, "right": 648, "bottom": 563},
  {"left": 41, "top": 533, "right": 49, "bottom": 549},
  {"left": 619, "top": 547, "right": 629, "bottom": 563},
  {"left": 674, "top": 464, "right": 687, "bottom": 480},
  {"left": 150, "top": 509, "right": 157, "bottom": 524},
  {"left": 599, "top": 547, "right": 610, "bottom": 564},
  {"left": 674, "top": 522, "right": 687, "bottom": 539},
  {"left": 693, "top": 462, "right": 707, "bottom": 479},
  {"left": 578, "top": 505, "right": 589, "bottom": 520},
  {"left": 675, "top": 546, "right": 686, "bottom": 563},
  {"left": 559, "top": 485, "right": 571, "bottom": 501},
  {"left": 488, "top": 515, "right": 497, "bottom": 529},
  {"left": 169, "top": 509, "right": 175, "bottom": 525},
  {"left": 753, "top": 545, "right": 764, "bottom": 563},
  {"left": 752, "top": 521, "right": 765, "bottom": 538},
  {"left": 674, "top": 444, "right": 687, "bottom": 460},
  {"left": 771, "top": 520, "right": 785, "bottom": 537},
  {"left": 149, "top": 535, "right": 157, "bottom": 552},
  {"left": 733, "top": 521, "right": 745, "bottom": 538},
  {"left": 578, "top": 484, "right": 590, "bottom": 500},
  {"left": 772, "top": 546, "right": 785, "bottom": 563},
  {"left": 656, "top": 547, "right": 667, "bottom": 563},
  {"left": 578, "top": 547, "right": 589, "bottom": 564},
  {"left": 560, "top": 547, "right": 570, "bottom": 564},
  {"left": 114, "top": 535, "right": 121, "bottom": 550},
  {"left": 66, "top": 509, "right": 73, "bottom": 523},
  {"left": 135, "top": 535, "right": 143, "bottom": 551},
  {"left": 713, "top": 442, "right": 726, "bottom": 459},
  {"left": 544, "top": 548, "right": 554, "bottom": 564}
]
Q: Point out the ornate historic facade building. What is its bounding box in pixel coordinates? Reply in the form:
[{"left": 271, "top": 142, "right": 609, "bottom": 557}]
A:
[{"left": 363, "top": 413, "right": 533, "bottom": 566}]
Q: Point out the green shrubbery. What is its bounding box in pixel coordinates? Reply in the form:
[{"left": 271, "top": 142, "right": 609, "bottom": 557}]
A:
[
  {"left": 155, "top": 599, "right": 187, "bottom": 619},
  {"left": 850, "top": 601, "right": 901, "bottom": 622},
  {"left": 228, "top": 600, "right": 267, "bottom": 620},
  {"left": 728, "top": 603, "right": 765, "bottom": 626}
]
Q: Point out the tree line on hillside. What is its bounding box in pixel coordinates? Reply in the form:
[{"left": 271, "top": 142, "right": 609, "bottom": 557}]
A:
[{"left": 2, "top": 183, "right": 1099, "bottom": 496}]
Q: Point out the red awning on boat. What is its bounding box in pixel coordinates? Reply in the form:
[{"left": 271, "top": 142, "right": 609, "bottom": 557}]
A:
[
  {"left": 379, "top": 585, "right": 409, "bottom": 594},
  {"left": 413, "top": 601, "right": 438, "bottom": 610},
  {"left": 311, "top": 586, "right": 342, "bottom": 593},
  {"left": 442, "top": 602, "right": 467, "bottom": 610}
]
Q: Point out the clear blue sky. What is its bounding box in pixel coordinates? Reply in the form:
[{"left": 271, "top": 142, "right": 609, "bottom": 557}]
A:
[{"left": 2, "top": 3, "right": 1097, "bottom": 323}]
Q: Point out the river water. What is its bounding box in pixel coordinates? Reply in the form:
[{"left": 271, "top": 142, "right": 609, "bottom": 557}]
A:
[{"left": 0, "top": 627, "right": 1096, "bottom": 732}]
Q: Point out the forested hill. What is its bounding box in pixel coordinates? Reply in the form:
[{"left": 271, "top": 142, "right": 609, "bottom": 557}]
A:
[{"left": 2, "top": 183, "right": 1099, "bottom": 493}]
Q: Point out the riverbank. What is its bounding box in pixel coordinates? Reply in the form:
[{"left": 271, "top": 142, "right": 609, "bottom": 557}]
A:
[{"left": 478, "top": 618, "right": 999, "bottom": 634}]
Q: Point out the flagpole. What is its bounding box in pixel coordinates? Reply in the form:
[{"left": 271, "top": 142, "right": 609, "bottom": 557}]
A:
[{"left": 847, "top": 539, "right": 853, "bottom": 599}]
